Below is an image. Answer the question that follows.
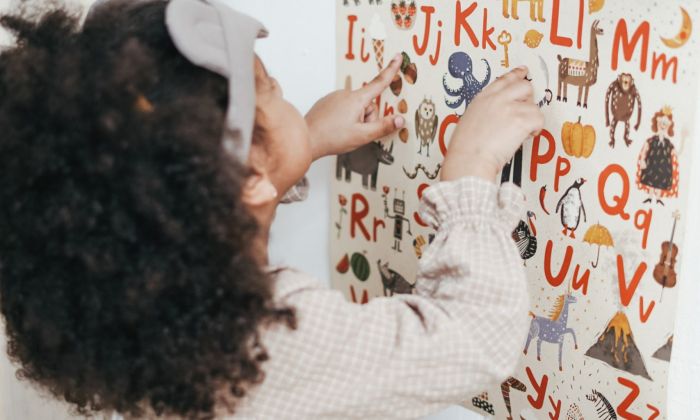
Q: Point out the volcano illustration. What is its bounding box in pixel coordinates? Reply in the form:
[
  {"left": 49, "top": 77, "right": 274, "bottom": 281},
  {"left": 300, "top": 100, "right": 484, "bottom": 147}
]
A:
[
  {"left": 585, "top": 311, "right": 651, "bottom": 380},
  {"left": 652, "top": 335, "right": 673, "bottom": 362}
]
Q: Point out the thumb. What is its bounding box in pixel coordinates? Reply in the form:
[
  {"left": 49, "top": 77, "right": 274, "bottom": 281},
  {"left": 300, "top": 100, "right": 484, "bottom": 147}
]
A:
[{"left": 358, "top": 115, "right": 405, "bottom": 142}]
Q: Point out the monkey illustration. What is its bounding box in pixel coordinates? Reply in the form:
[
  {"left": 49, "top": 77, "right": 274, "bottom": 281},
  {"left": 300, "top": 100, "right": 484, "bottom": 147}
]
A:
[
  {"left": 605, "top": 73, "right": 642, "bottom": 148},
  {"left": 415, "top": 98, "right": 439, "bottom": 157}
]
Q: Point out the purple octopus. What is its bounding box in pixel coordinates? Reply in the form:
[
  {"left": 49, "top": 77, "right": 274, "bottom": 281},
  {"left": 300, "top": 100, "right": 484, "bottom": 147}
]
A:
[{"left": 443, "top": 52, "right": 491, "bottom": 114}]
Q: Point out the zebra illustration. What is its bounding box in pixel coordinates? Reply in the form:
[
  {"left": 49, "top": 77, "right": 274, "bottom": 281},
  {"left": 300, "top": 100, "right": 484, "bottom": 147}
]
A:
[{"left": 586, "top": 390, "right": 617, "bottom": 420}]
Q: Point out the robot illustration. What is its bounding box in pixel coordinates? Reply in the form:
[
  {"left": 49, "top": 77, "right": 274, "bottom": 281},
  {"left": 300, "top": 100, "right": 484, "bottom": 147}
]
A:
[{"left": 383, "top": 189, "right": 412, "bottom": 252}]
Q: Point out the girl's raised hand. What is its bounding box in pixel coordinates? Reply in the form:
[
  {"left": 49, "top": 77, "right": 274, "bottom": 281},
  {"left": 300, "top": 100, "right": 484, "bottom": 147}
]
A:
[
  {"left": 305, "top": 54, "right": 406, "bottom": 160},
  {"left": 441, "top": 66, "right": 545, "bottom": 182}
]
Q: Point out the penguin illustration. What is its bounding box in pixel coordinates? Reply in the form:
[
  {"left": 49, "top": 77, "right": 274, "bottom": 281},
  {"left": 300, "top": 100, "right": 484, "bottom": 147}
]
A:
[{"left": 556, "top": 178, "right": 587, "bottom": 238}]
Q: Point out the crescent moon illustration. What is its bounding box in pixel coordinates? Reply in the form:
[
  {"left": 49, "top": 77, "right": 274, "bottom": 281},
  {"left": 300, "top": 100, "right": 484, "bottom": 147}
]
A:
[{"left": 661, "top": 7, "right": 693, "bottom": 49}]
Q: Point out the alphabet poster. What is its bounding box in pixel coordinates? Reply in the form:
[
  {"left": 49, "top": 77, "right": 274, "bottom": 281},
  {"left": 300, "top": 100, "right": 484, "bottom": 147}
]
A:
[{"left": 332, "top": 1, "right": 699, "bottom": 418}]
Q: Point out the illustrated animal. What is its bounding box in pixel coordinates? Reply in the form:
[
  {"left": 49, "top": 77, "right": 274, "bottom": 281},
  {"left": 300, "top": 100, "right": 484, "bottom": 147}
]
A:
[
  {"left": 586, "top": 390, "right": 618, "bottom": 420},
  {"left": 501, "top": 377, "right": 527, "bottom": 420},
  {"left": 513, "top": 211, "right": 537, "bottom": 261},
  {"left": 443, "top": 52, "right": 491, "bottom": 114},
  {"left": 336, "top": 141, "right": 394, "bottom": 190},
  {"left": 605, "top": 73, "right": 643, "bottom": 147},
  {"left": 557, "top": 20, "right": 603, "bottom": 108},
  {"left": 536, "top": 55, "right": 553, "bottom": 108},
  {"left": 556, "top": 178, "right": 587, "bottom": 238},
  {"left": 523, "top": 293, "right": 579, "bottom": 371},
  {"left": 403, "top": 163, "right": 441, "bottom": 180},
  {"left": 415, "top": 98, "right": 439, "bottom": 156},
  {"left": 502, "top": 0, "right": 545, "bottom": 22},
  {"left": 377, "top": 260, "right": 415, "bottom": 296}
]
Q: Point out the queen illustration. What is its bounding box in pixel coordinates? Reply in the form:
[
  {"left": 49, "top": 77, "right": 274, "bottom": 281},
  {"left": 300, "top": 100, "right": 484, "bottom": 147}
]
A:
[{"left": 636, "top": 107, "right": 679, "bottom": 206}]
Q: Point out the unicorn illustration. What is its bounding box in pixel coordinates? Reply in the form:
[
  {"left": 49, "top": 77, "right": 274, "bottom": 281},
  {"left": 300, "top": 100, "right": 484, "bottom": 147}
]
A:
[{"left": 523, "top": 292, "right": 578, "bottom": 371}]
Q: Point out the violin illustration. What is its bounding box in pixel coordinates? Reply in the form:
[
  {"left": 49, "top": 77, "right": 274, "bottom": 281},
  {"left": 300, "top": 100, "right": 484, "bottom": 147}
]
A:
[{"left": 653, "top": 211, "right": 681, "bottom": 302}]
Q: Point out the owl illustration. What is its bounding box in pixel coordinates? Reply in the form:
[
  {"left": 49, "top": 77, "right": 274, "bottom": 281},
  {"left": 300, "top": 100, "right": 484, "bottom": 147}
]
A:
[{"left": 415, "top": 98, "right": 438, "bottom": 157}]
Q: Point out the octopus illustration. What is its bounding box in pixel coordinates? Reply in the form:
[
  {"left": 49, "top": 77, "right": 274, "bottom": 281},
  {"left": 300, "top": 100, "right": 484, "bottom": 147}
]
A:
[{"left": 443, "top": 52, "right": 491, "bottom": 114}]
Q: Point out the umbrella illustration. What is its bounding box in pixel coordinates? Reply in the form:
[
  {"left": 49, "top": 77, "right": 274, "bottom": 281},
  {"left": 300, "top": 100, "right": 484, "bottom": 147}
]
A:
[{"left": 583, "top": 224, "right": 614, "bottom": 268}]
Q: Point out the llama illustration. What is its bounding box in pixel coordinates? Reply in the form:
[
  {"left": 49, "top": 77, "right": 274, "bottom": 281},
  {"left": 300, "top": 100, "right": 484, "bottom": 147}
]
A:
[
  {"left": 523, "top": 293, "right": 578, "bottom": 371},
  {"left": 556, "top": 20, "right": 603, "bottom": 108}
]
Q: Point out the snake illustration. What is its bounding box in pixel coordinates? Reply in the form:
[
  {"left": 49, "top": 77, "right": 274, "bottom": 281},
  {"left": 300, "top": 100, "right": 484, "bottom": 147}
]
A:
[{"left": 403, "top": 163, "right": 442, "bottom": 180}]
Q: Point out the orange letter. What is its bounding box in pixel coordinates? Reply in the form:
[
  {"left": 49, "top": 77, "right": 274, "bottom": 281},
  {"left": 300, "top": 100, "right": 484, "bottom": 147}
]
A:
[
  {"left": 598, "top": 164, "right": 631, "bottom": 221},
  {"left": 351, "top": 193, "right": 371, "bottom": 241},
  {"left": 414, "top": 183, "right": 430, "bottom": 227},
  {"left": 530, "top": 129, "right": 556, "bottom": 182},
  {"left": 634, "top": 208, "right": 652, "bottom": 249},
  {"left": 639, "top": 296, "right": 655, "bottom": 323},
  {"left": 550, "top": 0, "right": 572, "bottom": 47},
  {"left": 554, "top": 156, "right": 571, "bottom": 193},
  {"left": 413, "top": 6, "right": 436, "bottom": 56},
  {"left": 647, "top": 404, "right": 660, "bottom": 420},
  {"left": 482, "top": 7, "right": 496, "bottom": 51},
  {"left": 372, "top": 218, "right": 386, "bottom": 242},
  {"left": 345, "top": 15, "right": 358, "bottom": 60},
  {"left": 439, "top": 114, "right": 460, "bottom": 157},
  {"left": 349, "top": 285, "right": 369, "bottom": 305},
  {"left": 617, "top": 377, "right": 643, "bottom": 420},
  {"left": 652, "top": 52, "right": 678, "bottom": 83},
  {"left": 572, "top": 265, "right": 590, "bottom": 295},
  {"left": 544, "top": 241, "right": 573, "bottom": 288},
  {"left": 548, "top": 396, "right": 562, "bottom": 420},
  {"left": 617, "top": 255, "right": 647, "bottom": 307},
  {"left": 526, "top": 367, "right": 548, "bottom": 409},
  {"left": 454, "top": 1, "right": 478, "bottom": 47},
  {"left": 612, "top": 19, "right": 650, "bottom": 72},
  {"left": 359, "top": 29, "right": 370, "bottom": 63}
]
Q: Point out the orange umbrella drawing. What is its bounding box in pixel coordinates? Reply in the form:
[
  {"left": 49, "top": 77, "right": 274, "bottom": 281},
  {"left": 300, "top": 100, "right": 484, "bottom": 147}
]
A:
[{"left": 583, "top": 224, "right": 614, "bottom": 268}]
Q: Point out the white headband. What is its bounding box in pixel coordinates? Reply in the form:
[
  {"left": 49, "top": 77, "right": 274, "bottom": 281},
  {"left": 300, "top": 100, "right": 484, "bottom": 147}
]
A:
[
  {"left": 87, "top": 0, "right": 267, "bottom": 162},
  {"left": 166, "top": 0, "right": 267, "bottom": 161}
]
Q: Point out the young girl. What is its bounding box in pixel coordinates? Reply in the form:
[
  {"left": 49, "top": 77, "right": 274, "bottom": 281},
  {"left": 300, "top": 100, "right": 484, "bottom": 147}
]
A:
[
  {"left": 637, "top": 107, "right": 680, "bottom": 206},
  {"left": 0, "top": 1, "right": 543, "bottom": 419}
]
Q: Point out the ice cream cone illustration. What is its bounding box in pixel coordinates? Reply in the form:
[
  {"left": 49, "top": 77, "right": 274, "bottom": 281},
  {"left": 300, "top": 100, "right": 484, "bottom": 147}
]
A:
[{"left": 369, "top": 14, "right": 387, "bottom": 70}]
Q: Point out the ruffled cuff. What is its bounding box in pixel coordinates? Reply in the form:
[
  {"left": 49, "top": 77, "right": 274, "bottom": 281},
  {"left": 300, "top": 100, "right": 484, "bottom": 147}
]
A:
[{"left": 419, "top": 177, "right": 525, "bottom": 231}]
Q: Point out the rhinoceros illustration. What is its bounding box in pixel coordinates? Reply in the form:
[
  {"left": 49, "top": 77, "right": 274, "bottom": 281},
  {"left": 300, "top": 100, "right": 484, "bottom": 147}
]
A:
[{"left": 336, "top": 141, "right": 394, "bottom": 190}]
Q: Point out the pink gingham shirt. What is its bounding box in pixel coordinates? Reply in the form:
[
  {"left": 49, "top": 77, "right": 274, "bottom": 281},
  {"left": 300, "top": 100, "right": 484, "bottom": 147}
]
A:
[{"left": 233, "top": 177, "right": 531, "bottom": 419}]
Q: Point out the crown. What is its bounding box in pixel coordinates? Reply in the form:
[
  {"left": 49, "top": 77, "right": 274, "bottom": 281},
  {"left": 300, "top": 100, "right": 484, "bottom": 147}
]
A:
[{"left": 662, "top": 106, "right": 673, "bottom": 116}]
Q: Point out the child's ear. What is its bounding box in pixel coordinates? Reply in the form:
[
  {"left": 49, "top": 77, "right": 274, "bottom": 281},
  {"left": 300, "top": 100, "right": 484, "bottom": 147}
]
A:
[{"left": 242, "top": 173, "right": 278, "bottom": 207}]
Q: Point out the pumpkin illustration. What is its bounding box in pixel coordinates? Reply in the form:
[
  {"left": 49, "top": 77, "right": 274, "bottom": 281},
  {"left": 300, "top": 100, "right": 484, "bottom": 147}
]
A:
[
  {"left": 561, "top": 117, "right": 596, "bottom": 158},
  {"left": 351, "top": 252, "right": 370, "bottom": 282}
]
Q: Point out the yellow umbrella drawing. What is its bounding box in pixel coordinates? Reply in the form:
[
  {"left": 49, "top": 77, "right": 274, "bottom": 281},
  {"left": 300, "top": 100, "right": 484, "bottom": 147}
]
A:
[{"left": 583, "top": 224, "right": 614, "bottom": 268}]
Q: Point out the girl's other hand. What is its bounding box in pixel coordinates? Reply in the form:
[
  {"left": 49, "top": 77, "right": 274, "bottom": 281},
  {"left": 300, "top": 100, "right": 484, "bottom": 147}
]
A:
[
  {"left": 441, "top": 66, "right": 545, "bottom": 182},
  {"left": 306, "top": 54, "right": 406, "bottom": 160}
]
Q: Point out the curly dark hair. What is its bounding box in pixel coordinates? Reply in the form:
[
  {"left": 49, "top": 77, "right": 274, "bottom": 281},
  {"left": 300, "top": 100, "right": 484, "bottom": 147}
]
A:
[{"left": 0, "top": 1, "right": 295, "bottom": 418}]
